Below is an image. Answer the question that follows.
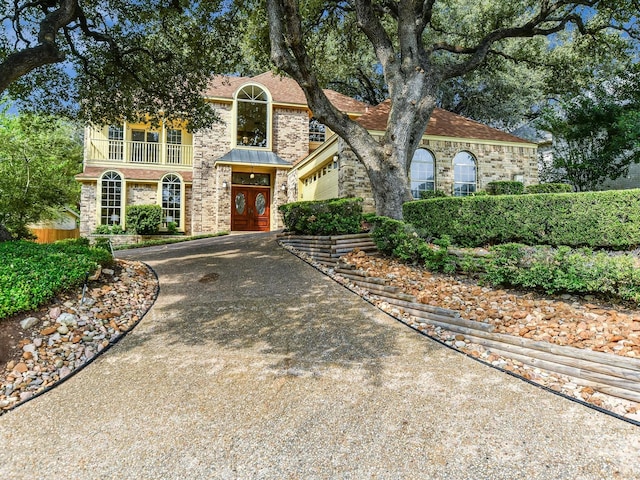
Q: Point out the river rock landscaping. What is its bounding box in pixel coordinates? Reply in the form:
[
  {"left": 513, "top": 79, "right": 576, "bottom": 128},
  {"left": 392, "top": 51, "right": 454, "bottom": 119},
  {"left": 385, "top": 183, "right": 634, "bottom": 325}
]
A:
[
  {"left": 340, "top": 250, "right": 640, "bottom": 421},
  {"left": 0, "top": 259, "right": 158, "bottom": 414}
]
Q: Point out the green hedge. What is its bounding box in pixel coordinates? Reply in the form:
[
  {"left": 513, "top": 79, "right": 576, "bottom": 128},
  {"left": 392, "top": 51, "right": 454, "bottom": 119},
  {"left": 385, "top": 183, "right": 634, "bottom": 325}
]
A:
[
  {"left": 126, "top": 204, "right": 163, "bottom": 235},
  {"left": 278, "top": 198, "right": 363, "bottom": 235},
  {"left": 403, "top": 189, "right": 640, "bottom": 249},
  {"left": 526, "top": 183, "right": 573, "bottom": 194},
  {"left": 0, "top": 239, "right": 113, "bottom": 319},
  {"left": 486, "top": 181, "right": 524, "bottom": 195},
  {"left": 483, "top": 244, "right": 640, "bottom": 302}
]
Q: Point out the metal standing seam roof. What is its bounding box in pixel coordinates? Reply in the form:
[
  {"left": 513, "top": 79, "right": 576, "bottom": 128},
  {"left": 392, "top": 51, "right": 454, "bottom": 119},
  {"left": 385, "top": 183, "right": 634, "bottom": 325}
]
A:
[{"left": 215, "top": 149, "right": 292, "bottom": 167}]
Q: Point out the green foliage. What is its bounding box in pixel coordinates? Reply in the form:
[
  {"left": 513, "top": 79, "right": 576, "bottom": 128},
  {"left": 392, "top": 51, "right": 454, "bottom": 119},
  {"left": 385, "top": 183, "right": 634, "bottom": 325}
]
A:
[
  {"left": 486, "top": 181, "right": 525, "bottom": 195},
  {"left": 538, "top": 64, "right": 640, "bottom": 191},
  {"left": 0, "top": 108, "right": 82, "bottom": 239},
  {"left": 482, "top": 244, "right": 640, "bottom": 301},
  {"left": 403, "top": 189, "right": 640, "bottom": 249},
  {"left": 278, "top": 198, "right": 363, "bottom": 235},
  {"left": 369, "top": 216, "right": 456, "bottom": 272},
  {"left": 525, "top": 183, "right": 573, "bottom": 194},
  {"left": 166, "top": 222, "right": 178, "bottom": 234},
  {"left": 419, "top": 190, "right": 447, "bottom": 199},
  {"left": 94, "top": 224, "right": 126, "bottom": 235},
  {"left": 0, "top": 240, "right": 113, "bottom": 319},
  {"left": 125, "top": 205, "right": 163, "bottom": 235}
]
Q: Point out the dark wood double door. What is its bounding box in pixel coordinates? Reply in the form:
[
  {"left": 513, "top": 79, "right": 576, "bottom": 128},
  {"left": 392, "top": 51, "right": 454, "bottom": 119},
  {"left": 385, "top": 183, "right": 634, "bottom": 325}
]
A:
[{"left": 231, "top": 186, "right": 270, "bottom": 232}]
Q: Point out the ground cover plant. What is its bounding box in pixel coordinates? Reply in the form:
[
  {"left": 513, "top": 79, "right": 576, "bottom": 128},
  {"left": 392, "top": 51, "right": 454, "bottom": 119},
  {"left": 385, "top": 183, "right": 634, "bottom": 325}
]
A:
[
  {"left": 0, "top": 239, "right": 112, "bottom": 319},
  {"left": 368, "top": 215, "right": 640, "bottom": 303}
]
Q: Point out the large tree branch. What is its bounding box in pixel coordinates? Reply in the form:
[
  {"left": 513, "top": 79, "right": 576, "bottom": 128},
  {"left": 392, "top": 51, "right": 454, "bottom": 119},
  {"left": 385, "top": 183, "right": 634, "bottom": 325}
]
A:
[{"left": 0, "top": 0, "right": 79, "bottom": 93}]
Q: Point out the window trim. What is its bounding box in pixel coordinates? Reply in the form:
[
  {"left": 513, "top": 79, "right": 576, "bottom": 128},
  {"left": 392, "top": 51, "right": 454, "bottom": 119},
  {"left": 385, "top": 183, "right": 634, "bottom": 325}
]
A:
[
  {"left": 233, "top": 83, "right": 272, "bottom": 150},
  {"left": 410, "top": 148, "right": 436, "bottom": 199},
  {"left": 453, "top": 151, "right": 477, "bottom": 197},
  {"left": 159, "top": 173, "right": 184, "bottom": 230},
  {"left": 99, "top": 170, "right": 124, "bottom": 227}
]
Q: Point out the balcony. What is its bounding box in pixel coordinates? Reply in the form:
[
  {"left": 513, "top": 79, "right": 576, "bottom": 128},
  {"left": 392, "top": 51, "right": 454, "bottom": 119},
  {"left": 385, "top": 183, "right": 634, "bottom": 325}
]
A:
[{"left": 88, "top": 139, "right": 193, "bottom": 166}]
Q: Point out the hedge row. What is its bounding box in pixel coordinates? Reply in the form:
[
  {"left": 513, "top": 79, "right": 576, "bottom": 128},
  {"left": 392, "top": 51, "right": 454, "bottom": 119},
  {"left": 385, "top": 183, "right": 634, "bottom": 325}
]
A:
[
  {"left": 403, "top": 189, "right": 640, "bottom": 249},
  {"left": 0, "top": 238, "right": 113, "bottom": 319},
  {"left": 279, "top": 197, "right": 364, "bottom": 235},
  {"left": 369, "top": 216, "right": 640, "bottom": 302}
]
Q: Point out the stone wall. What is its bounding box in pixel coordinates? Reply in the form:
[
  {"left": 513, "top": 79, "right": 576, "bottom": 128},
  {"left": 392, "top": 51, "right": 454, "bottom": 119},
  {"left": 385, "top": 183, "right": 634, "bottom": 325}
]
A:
[
  {"left": 192, "top": 102, "right": 232, "bottom": 234},
  {"left": 273, "top": 108, "right": 308, "bottom": 163},
  {"left": 337, "top": 137, "right": 538, "bottom": 211},
  {"left": 79, "top": 183, "right": 97, "bottom": 237},
  {"left": 337, "top": 139, "right": 375, "bottom": 213},
  {"left": 273, "top": 168, "right": 290, "bottom": 229},
  {"left": 126, "top": 182, "right": 157, "bottom": 206},
  {"left": 214, "top": 164, "right": 232, "bottom": 232}
]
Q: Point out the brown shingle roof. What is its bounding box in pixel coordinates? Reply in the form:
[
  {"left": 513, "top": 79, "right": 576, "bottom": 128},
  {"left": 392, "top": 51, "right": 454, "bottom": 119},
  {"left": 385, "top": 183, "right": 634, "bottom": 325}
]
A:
[
  {"left": 76, "top": 167, "right": 193, "bottom": 182},
  {"left": 357, "top": 100, "right": 533, "bottom": 144},
  {"left": 204, "top": 72, "right": 368, "bottom": 115}
]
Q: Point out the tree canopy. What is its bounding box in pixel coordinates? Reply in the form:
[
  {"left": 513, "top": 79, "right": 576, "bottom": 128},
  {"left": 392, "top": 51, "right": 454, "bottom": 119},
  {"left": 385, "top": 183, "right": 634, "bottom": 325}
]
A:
[
  {"left": 540, "top": 64, "right": 640, "bottom": 191},
  {"left": 0, "top": 107, "right": 83, "bottom": 239},
  {"left": 1, "top": 0, "right": 241, "bottom": 129},
  {"left": 266, "top": 0, "right": 639, "bottom": 217}
]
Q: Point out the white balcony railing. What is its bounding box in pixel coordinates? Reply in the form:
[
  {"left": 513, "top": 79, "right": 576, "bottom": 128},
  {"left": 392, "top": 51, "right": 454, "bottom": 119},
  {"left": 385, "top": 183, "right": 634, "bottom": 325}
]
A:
[{"left": 88, "top": 139, "right": 193, "bottom": 166}]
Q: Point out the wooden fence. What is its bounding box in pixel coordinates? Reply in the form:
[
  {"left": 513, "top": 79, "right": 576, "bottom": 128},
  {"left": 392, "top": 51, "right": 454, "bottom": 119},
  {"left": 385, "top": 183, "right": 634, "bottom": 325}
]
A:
[{"left": 30, "top": 227, "right": 80, "bottom": 244}]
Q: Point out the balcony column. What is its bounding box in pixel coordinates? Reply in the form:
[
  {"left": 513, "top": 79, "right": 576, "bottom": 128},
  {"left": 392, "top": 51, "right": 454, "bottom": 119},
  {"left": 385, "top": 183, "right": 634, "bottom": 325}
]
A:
[
  {"left": 122, "top": 121, "right": 129, "bottom": 163},
  {"left": 160, "top": 122, "right": 167, "bottom": 165}
]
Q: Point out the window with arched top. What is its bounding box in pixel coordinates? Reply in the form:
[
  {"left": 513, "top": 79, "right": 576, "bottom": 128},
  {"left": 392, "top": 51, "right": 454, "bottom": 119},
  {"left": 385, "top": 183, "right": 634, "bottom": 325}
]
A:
[
  {"left": 410, "top": 148, "right": 436, "bottom": 199},
  {"left": 236, "top": 85, "right": 269, "bottom": 148},
  {"left": 453, "top": 151, "right": 477, "bottom": 196},
  {"left": 161, "top": 174, "right": 182, "bottom": 228},
  {"left": 100, "top": 171, "right": 123, "bottom": 225}
]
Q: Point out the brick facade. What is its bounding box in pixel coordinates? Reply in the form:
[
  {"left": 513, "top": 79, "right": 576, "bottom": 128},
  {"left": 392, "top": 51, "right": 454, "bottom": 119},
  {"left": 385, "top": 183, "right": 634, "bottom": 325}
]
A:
[
  {"left": 79, "top": 183, "right": 97, "bottom": 237},
  {"left": 330, "top": 137, "right": 538, "bottom": 213}
]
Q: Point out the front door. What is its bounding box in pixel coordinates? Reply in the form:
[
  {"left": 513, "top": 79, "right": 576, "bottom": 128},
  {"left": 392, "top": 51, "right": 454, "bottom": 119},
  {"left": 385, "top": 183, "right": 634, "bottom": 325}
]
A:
[{"left": 231, "top": 187, "right": 270, "bottom": 231}]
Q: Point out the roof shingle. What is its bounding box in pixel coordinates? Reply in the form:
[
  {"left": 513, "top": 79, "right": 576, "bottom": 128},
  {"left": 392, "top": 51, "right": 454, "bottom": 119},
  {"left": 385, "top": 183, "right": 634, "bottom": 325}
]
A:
[
  {"left": 357, "top": 100, "right": 533, "bottom": 144},
  {"left": 204, "top": 72, "right": 368, "bottom": 115}
]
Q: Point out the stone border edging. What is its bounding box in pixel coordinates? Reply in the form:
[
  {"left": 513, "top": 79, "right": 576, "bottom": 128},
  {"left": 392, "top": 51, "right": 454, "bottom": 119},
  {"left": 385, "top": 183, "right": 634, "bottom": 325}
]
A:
[
  {"left": 1, "top": 262, "right": 160, "bottom": 415},
  {"left": 278, "top": 238, "right": 640, "bottom": 428}
]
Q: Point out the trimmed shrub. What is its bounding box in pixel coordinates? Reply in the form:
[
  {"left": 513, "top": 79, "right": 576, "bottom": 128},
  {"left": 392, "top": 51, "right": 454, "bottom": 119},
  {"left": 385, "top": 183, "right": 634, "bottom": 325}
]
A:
[
  {"left": 0, "top": 240, "right": 113, "bottom": 318},
  {"left": 369, "top": 216, "right": 456, "bottom": 272},
  {"left": 482, "top": 244, "right": 640, "bottom": 301},
  {"left": 526, "top": 183, "right": 573, "bottom": 194},
  {"left": 278, "top": 197, "right": 363, "bottom": 235},
  {"left": 486, "top": 181, "right": 525, "bottom": 195},
  {"left": 126, "top": 204, "right": 163, "bottom": 235},
  {"left": 403, "top": 189, "right": 640, "bottom": 249},
  {"left": 419, "top": 190, "right": 447, "bottom": 199}
]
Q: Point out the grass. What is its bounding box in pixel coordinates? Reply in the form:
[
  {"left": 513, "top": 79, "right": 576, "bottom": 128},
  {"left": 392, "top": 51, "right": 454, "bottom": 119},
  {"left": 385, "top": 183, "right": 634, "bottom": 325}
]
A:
[{"left": 0, "top": 239, "right": 113, "bottom": 319}]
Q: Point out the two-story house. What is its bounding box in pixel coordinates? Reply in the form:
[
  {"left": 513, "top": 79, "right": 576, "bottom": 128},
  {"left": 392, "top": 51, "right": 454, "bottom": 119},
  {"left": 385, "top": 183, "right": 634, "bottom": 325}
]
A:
[{"left": 76, "top": 72, "right": 538, "bottom": 237}]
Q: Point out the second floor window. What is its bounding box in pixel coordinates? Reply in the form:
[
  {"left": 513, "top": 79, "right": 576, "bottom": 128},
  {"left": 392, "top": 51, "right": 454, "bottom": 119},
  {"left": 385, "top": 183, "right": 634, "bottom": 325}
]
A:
[
  {"left": 309, "top": 118, "right": 326, "bottom": 142},
  {"left": 236, "top": 85, "right": 268, "bottom": 148}
]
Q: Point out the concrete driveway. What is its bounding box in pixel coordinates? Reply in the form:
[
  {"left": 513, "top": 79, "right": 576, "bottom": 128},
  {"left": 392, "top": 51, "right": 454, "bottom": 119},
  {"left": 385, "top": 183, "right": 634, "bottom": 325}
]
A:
[{"left": 1, "top": 232, "right": 639, "bottom": 479}]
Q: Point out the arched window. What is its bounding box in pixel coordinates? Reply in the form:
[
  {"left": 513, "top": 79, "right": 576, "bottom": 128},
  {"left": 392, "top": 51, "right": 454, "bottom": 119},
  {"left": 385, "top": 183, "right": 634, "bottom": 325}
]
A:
[
  {"left": 100, "top": 171, "right": 122, "bottom": 225},
  {"left": 161, "top": 174, "right": 181, "bottom": 228},
  {"left": 236, "top": 85, "right": 269, "bottom": 148},
  {"left": 410, "top": 149, "right": 436, "bottom": 199},
  {"left": 453, "top": 151, "right": 477, "bottom": 196},
  {"left": 309, "top": 118, "right": 326, "bottom": 142}
]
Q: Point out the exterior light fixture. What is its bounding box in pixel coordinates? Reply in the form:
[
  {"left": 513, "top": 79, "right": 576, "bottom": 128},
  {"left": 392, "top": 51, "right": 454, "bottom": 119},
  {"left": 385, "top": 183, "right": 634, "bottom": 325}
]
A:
[
  {"left": 332, "top": 154, "right": 339, "bottom": 169},
  {"left": 222, "top": 180, "right": 228, "bottom": 189},
  {"left": 281, "top": 183, "right": 287, "bottom": 192}
]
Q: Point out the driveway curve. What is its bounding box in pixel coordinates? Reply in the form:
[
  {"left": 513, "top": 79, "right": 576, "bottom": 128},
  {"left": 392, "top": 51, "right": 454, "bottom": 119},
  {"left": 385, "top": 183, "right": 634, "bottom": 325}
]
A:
[{"left": 1, "top": 232, "right": 639, "bottom": 479}]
